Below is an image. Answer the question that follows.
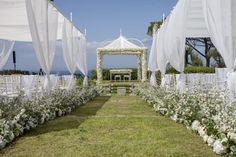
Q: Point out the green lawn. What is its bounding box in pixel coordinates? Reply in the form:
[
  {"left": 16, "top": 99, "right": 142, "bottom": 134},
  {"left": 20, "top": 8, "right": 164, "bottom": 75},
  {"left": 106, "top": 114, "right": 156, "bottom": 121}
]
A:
[{"left": 0, "top": 96, "right": 220, "bottom": 157}]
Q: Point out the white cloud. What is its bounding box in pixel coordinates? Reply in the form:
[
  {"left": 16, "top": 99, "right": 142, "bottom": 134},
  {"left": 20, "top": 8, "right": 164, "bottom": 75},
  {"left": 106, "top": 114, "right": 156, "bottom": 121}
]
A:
[{"left": 86, "top": 40, "right": 111, "bottom": 51}]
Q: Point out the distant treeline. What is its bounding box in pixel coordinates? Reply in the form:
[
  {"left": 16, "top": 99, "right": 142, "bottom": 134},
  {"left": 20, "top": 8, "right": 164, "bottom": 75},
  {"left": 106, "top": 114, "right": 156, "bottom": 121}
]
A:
[
  {"left": 0, "top": 70, "right": 31, "bottom": 75},
  {"left": 90, "top": 66, "right": 216, "bottom": 80}
]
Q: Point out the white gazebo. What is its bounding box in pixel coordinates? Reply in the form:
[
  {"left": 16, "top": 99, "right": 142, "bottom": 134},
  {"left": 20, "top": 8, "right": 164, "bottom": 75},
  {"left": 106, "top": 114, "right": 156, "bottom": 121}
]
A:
[{"left": 96, "top": 34, "right": 148, "bottom": 84}]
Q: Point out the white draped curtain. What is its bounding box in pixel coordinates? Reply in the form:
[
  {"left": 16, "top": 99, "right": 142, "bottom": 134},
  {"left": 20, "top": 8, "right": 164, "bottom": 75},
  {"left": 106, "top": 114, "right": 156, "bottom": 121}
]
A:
[
  {"left": 77, "top": 34, "right": 88, "bottom": 87},
  {"left": 203, "top": 0, "right": 236, "bottom": 71},
  {"left": 156, "top": 17, "right": 169, "bottom": 75},
  {"left": 22, "top": 75, "right": 34, "bottom": 98},
  {"left": 25, "top": 0, "right": 58, "bottom": 90},
  {"left": 203, "top": 0, "right": 236, "bottom": 93},
  {"left": 62, "top": 18, "right": 79, "bottom": 90},
  {"left": 164, "top": 0, "right": 190, "bottom": 73},
  {"left": 148, "top": 26, "right": 158, "bottom": 86},
  {"left": 0, "top": 40, "right": 15, "bottom": 69}
]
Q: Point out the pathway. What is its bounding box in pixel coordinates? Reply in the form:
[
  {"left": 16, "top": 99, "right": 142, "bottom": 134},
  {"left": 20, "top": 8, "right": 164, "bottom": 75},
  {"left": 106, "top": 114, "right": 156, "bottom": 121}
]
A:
[{"left": 0, "top": 96, "right": 219, "bottom": 157}]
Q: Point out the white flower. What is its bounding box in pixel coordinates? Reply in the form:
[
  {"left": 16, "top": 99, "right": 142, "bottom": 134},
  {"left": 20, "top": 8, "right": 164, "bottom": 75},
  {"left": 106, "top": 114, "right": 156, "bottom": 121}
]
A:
[
  {"left": 170, "top": 114, "right": 178, "bottom": 121},
  {"left": 58, "top": 109, "right": 62, "bottom": 117},
  {"left": 227, "top": 132, "right": 236, "bottom": 143},
  {"left": 0, "top": 109, "right": 3, "bottom": 117},
  {"left": 207, "top": 136, "right": 215, "bottom": 147},
  {"left": 0, "top": 136, "right": 6, "bottom": 149},
  {"left": 203, "top": 134, "right": 209, "bottom": 143},
  {"left": 213, "top": 140, "right": 227, "bottom": 155},
  {"left": 198, "top": 126, "right": 206, "bottom": 137},
  {"left": 191, "top": 120, "right": 201, "bottom": 131}
]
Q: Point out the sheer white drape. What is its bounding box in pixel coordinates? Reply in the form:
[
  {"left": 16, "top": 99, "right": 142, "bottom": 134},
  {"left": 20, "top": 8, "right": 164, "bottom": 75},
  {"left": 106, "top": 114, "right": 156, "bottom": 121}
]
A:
[
  {"left": 203, "top": 0, "right": 236, "bottom": 93},
  {"left": 22, "top": 75, "right": 34, "bottom": 98},
  {"left": 62, "top": 18, "right": 79, "bottom": 90},
  {"left": 62, "top": 19, "right": 77, "bottom": 74},
  {"left": 0, "top": 40, "right": 15, "bottom": 69},
  {"left": 148, "top": 26, "right": 158, "bottom": 86},
  {"left": 203, "top": 0, "right": 236, "bottom": 70},
  {"left": 25, "top": 0, "right": 58, "bottom": 90},
  {"left": 63, "top": 75, "right": 75, "bottom": 90},
  {"left": 164, "top": 0, "right": 190, "bottom": 73},
  {"left": 150, "top": 72, "right": 157, "bottom": 87},
  {"left": 77, "top": 34, "right": 88, "bottom": 87},
  {"left": 156, "top": 17, "right": 169, "bottom": 75},
  {"left": 176, "top": 74, "right": 186, "bottom": 94}
]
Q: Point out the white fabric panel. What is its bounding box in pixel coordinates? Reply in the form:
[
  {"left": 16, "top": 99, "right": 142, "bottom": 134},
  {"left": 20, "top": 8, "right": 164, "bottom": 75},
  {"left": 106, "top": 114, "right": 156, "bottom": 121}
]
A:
[
  {"left": 0, "top": 0, "right": 73, "bottom": 42},
  {"left": 203, "top": 0, "right": 236, "bottom": 70},
  {"left": 0, "top": 40, "right": 15, "bottom": 69},
  {"left": 176, "top": 74, "right": 186, "bottom": 93},
  {"left": 22, "top": 75, "right": 34, "bottom": 98},
  {"left": 148, "top": 27, "right": 158, "bottom": 86},
  {"left": 227, "top": 72, "right": 236, "bottom": 94},
  {"left": 164, "top": 0, "right": 190, "bottom": 73},
  {"left": 77, "top": 35, "right": 88, "bottom": 87},
  {"left": 156, "top": 17, "right": 170, "bottom": 75},
  {"left": 0, "top": 0, "right": 31, "bottom": 41},
  {"left": 26, "top": 0, "right": 58, "bottom": 90},
  {"left": 150, "top": 72, "right": 157, "bottom": 87},
  {"left": 186, "top": 0, "right": 209, "bottom": 38},
  {"left": 148, "top": 29, "right": 158, "bottom": 72},
  {"left": 62, "top": 18, "right": 78, "bottom": 75},
  {"left": 63, "top": 75, "right": 75, "bottom": 90}
]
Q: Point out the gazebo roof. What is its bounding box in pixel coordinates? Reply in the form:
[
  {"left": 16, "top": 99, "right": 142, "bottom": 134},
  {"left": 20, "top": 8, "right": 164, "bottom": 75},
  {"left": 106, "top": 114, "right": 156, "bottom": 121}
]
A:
[
  {"left": 104, "top": 35, "right": 140, "bottom": 49},
  {"left": 97, "top": 34, "right": 147, "bottom": 52}
]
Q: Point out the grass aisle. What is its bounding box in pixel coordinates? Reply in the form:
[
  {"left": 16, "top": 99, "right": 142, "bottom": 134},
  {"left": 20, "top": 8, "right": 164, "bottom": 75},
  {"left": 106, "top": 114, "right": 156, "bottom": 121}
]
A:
[{"left": 0, "top": 96, "right": 219, "bottom": 157}]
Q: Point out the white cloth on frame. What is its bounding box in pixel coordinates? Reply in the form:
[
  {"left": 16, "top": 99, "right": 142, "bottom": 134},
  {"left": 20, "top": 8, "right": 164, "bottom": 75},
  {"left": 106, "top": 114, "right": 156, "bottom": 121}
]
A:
[{"left": 25, "top": 0, "right": 58, "bottom": 90}]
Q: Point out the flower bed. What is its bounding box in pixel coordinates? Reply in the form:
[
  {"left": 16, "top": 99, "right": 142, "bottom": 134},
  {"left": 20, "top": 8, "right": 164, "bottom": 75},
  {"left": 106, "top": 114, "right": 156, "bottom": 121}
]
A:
[
  {"left": 135, "top": 84, "right": 236, "bottom": 156},
  {"left": 0, "top": 87, "right": 99, "bottom": 149}
]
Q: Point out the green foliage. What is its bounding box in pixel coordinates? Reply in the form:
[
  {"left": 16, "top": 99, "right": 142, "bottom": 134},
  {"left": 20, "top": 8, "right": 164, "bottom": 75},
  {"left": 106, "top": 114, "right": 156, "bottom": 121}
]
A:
[
  {"left": 76, "top": 77, "right": 96, "bottom": 86},
  {"left": 147, "top": 20, "right": 164, "bottom": 37},
  {"left": 166, "top": 66, "right": 215, "bottom": 74},
  {"left": 208, "top": 48, "right": 226, "bottom": 68},
  {"left": 184, "top": 66, "right": 215, "bottom": 73},
  {"left": 90, "top": 69, "right": 138, "bottom": 80},
  {"left": 0, "top": 70, "right": 30, "bottom": 75}
]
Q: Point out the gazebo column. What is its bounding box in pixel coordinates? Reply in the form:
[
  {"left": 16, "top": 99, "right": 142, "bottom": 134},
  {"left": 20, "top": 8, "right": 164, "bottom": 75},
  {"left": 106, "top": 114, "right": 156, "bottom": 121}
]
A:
[
  {"left": 96, "top": 50, "right": 103, "bottom": 84},
  {"left": 141, "top": 50, "right": 148, "bottom": 82},
  {"left": 137, "top": 54, "right": 142, "bottom": 81}
]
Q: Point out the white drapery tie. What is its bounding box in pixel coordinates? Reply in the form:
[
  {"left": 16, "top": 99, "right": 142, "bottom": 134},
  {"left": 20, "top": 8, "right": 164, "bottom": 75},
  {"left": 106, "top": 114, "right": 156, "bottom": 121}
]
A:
[{"left": 150, "top": 71, "right": 157, "bottom": 87}]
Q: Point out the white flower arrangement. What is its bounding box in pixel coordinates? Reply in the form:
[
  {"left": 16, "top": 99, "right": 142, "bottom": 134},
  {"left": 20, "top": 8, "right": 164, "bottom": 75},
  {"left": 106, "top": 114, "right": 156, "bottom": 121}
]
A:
[
  {"left": 0, "top": 87, "right": 99, "bottom": 150},
  {"left": 135, "top": 83, "right": 236, "bottom": 156}
]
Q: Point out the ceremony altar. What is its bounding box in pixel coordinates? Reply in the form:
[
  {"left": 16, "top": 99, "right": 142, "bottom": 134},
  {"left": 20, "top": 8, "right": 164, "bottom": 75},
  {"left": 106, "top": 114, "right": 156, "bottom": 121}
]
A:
[{"left": 109, "top": 69, "right": 133, "bottom": 81}]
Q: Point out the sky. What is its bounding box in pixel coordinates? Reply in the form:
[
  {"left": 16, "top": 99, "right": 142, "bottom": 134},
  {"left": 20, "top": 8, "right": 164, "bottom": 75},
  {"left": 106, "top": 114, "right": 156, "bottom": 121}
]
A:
[{"left": 3, "top": 0, "right": 178, "bottom": 72}]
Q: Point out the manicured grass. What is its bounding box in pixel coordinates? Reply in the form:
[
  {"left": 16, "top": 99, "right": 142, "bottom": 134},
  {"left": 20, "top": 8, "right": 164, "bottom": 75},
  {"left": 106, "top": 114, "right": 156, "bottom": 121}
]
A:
[{"left": 0, "top": 96, "right": 220, "bottom": 157}]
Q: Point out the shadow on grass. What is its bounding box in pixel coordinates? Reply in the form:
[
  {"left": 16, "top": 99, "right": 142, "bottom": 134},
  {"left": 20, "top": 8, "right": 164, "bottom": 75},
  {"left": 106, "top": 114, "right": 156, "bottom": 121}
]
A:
[{"left": 25, "top": 96, "right": 111, "bottom": 136}]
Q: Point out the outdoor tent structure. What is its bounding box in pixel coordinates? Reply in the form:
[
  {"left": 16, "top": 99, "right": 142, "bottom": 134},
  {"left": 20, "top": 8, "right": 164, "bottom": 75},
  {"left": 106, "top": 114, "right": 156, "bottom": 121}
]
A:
[
  {"left": 149, "top": 0, "right": 236, "bottom": 91},
  {"left": 96, "top": 34, "right": 148, "bottom": 84},
  {"left": 0, "top": 0, "right": 88, "bottom": 89}
]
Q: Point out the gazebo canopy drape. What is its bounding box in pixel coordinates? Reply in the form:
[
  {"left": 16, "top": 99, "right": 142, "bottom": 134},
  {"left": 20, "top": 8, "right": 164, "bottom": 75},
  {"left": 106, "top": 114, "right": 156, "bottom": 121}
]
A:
[{"left": 0, "top": 0, "right": 88, "bottom": 89}]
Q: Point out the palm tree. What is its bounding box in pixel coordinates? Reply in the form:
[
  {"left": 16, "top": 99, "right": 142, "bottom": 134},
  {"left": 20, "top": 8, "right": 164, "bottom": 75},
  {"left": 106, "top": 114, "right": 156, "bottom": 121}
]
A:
[{"left": 147, "top": 20, "right": 163, "bottom": 37}]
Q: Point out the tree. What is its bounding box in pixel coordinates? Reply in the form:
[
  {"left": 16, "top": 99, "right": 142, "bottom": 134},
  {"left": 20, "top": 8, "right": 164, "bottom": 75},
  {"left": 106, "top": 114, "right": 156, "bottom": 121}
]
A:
[
  {"left": 186, "top": 38, "right": 214, "bottom": 67},
  {"left": 185, "top": 47, "right": 203, "bottom": 66},
  {"left": 147, "top": 21, "right": 225, "bottom": 68},
  {"left": 208, "top": 48, "right": 226, "bottom": 68},
  {"left": 147, "top": 21, "right": 163, "bottom": 37}
]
